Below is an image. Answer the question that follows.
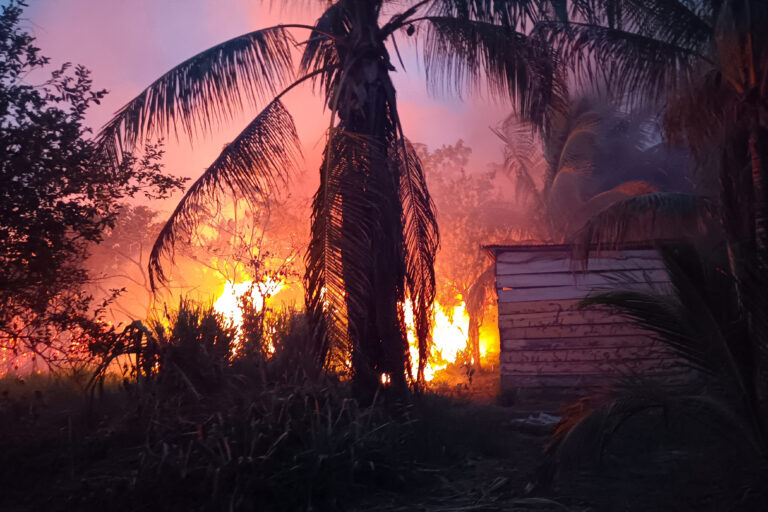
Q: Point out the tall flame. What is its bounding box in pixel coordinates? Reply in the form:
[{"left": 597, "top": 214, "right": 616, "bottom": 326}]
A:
[
  {"left": 213, "top": 277, "right": 285, "bottom": 353},
  {"left": 404, "top": 298, "right": 494, "bottom": 382},
  {"left": 212, "top": 281, "right": 496, "bottom": 381}
]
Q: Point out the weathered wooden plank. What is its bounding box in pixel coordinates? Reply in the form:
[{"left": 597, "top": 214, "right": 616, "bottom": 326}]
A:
[
  {"left": 501, "top": 345, "right": 666, "bottom": 364},
  {"left": 501, "top": 372, "right": 691, "bottom": 390},
  {"left": 495, "top": 248, "right": 660, "bottom": 264},
  {"left": 497, "top": 299, "right": 583, "bottom": 316},
  {"left": 501, "top": 357, "right": 682, "bottom": 376},
  {"left": 496, "top": 251, "right": 662, "bottom": 269},
  {"left": 501, "top": 335, "right": 657, "bottom": 352},
  {"left": 499, "top": 322, "right": 647, "bottom": 339},
  {"left": 497, "top": 282, "right": 667, "bottom": 303},
  {"left": 498, "top": 309, "right": 620, "bottom": 327},
  {"left": 496, "top": 261, "right": 666, "bottom": 276},
  {"left": 496, "top": 269, "right": 669, "bottom": 289}
]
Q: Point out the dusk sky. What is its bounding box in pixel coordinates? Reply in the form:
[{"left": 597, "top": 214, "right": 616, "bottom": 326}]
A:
[{"left": 24, "top": 0, "right": 511, "bottom": 209}]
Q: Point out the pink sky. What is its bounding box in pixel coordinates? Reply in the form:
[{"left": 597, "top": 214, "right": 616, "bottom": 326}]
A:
[{"left": 26, "top": 0, "right": 510, "bottom": 210}]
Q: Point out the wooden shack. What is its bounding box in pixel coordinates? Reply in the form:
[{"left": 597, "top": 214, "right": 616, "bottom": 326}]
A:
[{"left": 487, "top": 244, "right": 683, "bottom": 405}]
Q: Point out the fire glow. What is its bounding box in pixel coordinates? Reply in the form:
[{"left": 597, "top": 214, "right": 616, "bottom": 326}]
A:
[
  {"left": 405, "top": 299, "right": 492, "bottom": 382},
  {"left": 212, "top": 279, "right": 496, "bottom": 382},
  {"left": 213, "top": 277, "right": 285, "bottom": 352}
]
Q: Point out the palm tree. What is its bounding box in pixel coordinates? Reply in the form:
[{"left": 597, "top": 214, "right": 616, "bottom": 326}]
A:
[
  {"left": 537, "top": 1, "right": 768, "bottom": 270},
  {"left": 95, "top": 1, "right": 565, "bottom": 398},
  {"left": 495, "top": 95, "right": 693, "bottom": 242}
]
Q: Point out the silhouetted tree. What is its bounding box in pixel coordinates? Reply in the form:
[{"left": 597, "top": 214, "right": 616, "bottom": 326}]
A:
[
  {"left": 497, "top": 95, "right": 693, "bottom": 241},
  {"left": 99, "top": 0, "right": 567, "bottom": 397},
  {"left": 0, "top": 1, "right": 184, "bottom": 369}
]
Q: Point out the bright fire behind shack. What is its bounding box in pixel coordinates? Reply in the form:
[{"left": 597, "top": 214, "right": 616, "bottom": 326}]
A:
[{"left": 213, "top": 279, "right": 496, "bottom": 382}]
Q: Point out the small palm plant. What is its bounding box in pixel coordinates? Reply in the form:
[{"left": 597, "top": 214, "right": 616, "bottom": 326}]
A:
[
  {"left": 541, "top": 242, "right": 768, "bottom": 499},
  {"left": 583, "top": 244, "right": 766, "bottom": 446},
  {"left": 96, "top": 1, "right": 567, "bottom": 397}
]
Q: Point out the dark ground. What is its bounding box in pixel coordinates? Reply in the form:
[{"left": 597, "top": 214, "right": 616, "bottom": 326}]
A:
[{"left": 1, "top": 371, "right": 765, "bottom": 511}]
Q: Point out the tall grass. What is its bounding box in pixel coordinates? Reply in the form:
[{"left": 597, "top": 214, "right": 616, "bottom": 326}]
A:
[{"left": 43, "top": 300, "right": 413, "bottom": 510}]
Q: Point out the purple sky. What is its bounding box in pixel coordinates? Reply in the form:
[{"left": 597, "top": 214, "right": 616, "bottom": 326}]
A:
[{"left": 25, "top": 0, "right": 510, "bottom": 208}]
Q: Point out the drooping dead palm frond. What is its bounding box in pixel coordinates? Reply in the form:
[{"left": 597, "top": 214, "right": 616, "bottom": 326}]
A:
[
  {"left": 396, "top": 140, "right": 439, "bottom": 382},
  {"left": 96, "top": 26, "right": 296, "bottom": 164},
  {"left": 570, "top": 192, "right": 717, "bottom": 262},
  {"left": 148, "top": 99, "right": 300, "bottom": 288},
  {"left": 305, "top": 130, "right": 382, "bottom": 370}
]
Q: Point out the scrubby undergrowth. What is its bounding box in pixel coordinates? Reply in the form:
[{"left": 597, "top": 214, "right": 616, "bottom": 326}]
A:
[{"left": 3, "top": 300, "right": 766, "bottom": 511}]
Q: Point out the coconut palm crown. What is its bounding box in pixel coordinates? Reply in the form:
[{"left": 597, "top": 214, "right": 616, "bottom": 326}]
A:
[{"left": 95, "top": 0, "right": 566, "bottom": 396}]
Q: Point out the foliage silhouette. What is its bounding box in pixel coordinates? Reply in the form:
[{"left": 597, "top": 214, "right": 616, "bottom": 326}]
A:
[{"left": 0, "top": 1, "right": 184, "bottom": 371}]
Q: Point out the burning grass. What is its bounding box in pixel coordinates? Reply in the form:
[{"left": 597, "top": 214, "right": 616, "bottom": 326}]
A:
[{"left": 206, "top": 273, "right": 500, "bottom": 386}]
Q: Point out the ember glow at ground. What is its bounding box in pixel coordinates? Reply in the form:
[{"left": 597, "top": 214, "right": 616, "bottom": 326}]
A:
[{"left": 210, "top": 275, "right": 498, "bottom": 382}]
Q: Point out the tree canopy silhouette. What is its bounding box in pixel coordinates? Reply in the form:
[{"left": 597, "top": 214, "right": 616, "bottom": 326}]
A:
[{"left": 0, "top": 1, "right": 184, "bottom": 366}]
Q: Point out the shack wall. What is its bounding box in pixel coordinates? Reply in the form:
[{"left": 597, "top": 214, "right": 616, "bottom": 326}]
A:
[{"left": 492, "top": 245, "right": 682, "bottom": 404}]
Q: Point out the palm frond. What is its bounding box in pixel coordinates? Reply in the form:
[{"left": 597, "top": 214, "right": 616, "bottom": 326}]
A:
[
  {"left": 579, "top": 243, "right": 765, "bottom": 447},
  {"left": 420, "top": 16, "right": 565, "bottom": 129},
  {"left": 299, "top": 2, "right": 345, "bottom": 104},
  {"left": 537, "top": 21, "right": 705, "bottom": 108},
  {"left": 570, "top": 192, "right": 717, "bottom": 258},
  {"left": 465, "top": 261, "right": 494, "bottom": 366},
  {"left": 581, "top": 244, "right": 747, "bottom": 384},
  {"left": 97, "top": 26, "right": 296, "bottom": 163},
  {"left": 664, "top": 68, "right": 734, "bottom": 181},
  {"left": 556, "top": 180, "right": 656, "bottom": 236},
  {"left": 305, "top": 130, "right": 378, "bottom": 370},
  {"left": 491, "top": 121, "right": 547, "bottom": 205},
  {"left": 148, "top": 99, "right": 300, "bottom": 288},
  {"left": 547, "top": 386, "right": 761, "bottom": 479},
  {"left": 425, "top": 0, "right": 564, "bottom": 27},
  {"left": 620, "top": 0, "right": 712, "bottom": 48},
  {"left": 395, "top": 140, "right": 439, "bottom": 382},
  {"left": 582, "top": 289, "right": 717, "bottom": 374},
  {"left": 549, "top": 110, "right": 602, "bottom": 185}
]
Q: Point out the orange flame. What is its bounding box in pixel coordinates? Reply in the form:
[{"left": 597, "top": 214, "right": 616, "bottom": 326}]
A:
[
  {"left": 404, "top": 297, "right": 495, "bottom": 382},
  {"left": 213, "top": 277, "right": 285, "bottom": 353},
  {"left": 212, "top": 282, "right": 497, "bottom": 381}
]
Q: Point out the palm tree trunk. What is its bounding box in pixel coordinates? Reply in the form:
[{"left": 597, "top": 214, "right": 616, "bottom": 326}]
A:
[{"left": 336, "top": 7, "right": 409, "bottom": 399}]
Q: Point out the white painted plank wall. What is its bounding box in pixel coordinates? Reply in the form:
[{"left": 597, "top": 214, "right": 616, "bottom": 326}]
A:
[{"left": 494, "top": 247, "right": 680, "bottom": 400}]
